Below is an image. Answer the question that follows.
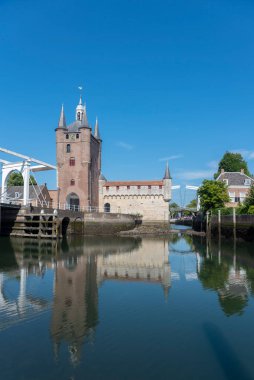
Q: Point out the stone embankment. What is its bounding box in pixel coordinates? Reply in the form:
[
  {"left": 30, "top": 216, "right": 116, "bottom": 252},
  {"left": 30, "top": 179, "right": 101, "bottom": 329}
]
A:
[{"left": 118, "top": 222, "right": 205, "bottom": 236}]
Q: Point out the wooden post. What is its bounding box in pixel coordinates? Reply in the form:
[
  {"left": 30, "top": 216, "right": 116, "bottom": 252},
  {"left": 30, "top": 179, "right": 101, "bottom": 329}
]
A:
[{"left": 233, "top": 207, "right": 236, "bottom": 241}]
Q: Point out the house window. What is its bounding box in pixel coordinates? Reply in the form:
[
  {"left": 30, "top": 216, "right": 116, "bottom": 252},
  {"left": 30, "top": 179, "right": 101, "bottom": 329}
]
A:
[
  {"left": 76, "top": 134, "right": 79, "bottom": 139},
  {"left": 66, "top": 144, "right": 71, "bottom": 153},
  {"left": 15, "top": 192, "right": 20, "bottom": 199},
  {"left": 244, "top": 179, "right": 251, "bottom": 186},
  {"left": 159, "top": 185, "right": 162, "bottom": 189},
  {"left": 138, "top": 185, "right": 141, "bottom": 189},
  {"left": 70, "top": 157, "right": 75, "bottom": 166},
  {"left": 106, "top": 186, "right": 109, "bottom": 191},
  {"left": 228, "top": 192, "right": 235, "bottom": 202},
  {"left": 148, "top": 185, "right": 151, "bottom": 189},
  {"left": 116, "top": 186, "right": 119, "bottom": 190},
  {"left": 127, "top": 186, "right": 130, "bottom": 190},
  {"left": 66, "top": 134, "right": 69, "bottom": 139},
  {"left": 240, "top": 192, "right": 246, "bottom": 203},
  {"left": 70, "top": 179, "right": 75, "bottom": 186}
]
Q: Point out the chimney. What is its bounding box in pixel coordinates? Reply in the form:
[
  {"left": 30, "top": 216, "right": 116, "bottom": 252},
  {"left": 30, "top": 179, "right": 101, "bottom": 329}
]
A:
[
  {"left": 221, "top": 169, "right": 225, "bottom": 174},
  {"left": 241, "top": 169, "right": 244, "bottom": 174}
]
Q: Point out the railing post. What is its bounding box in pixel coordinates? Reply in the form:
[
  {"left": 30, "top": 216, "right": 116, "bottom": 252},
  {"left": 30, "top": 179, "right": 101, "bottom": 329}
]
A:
[{"left": 233, "top": 207, "right": 236, "bottom": 240}]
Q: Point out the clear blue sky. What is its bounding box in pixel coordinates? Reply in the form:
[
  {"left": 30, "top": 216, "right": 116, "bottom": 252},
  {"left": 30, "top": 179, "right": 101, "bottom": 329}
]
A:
[{"left": 1, "top": 0, "right": 254, "bottom": 205}]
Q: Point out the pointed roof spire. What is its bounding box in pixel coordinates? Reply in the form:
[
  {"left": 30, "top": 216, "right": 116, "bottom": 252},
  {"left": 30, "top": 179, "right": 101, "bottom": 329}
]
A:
[
  {"left": 79, "top": 95, "right": 82, "bottom": 105},
  {"left": 163, "top": 161, "right": 171, "bottom": 179},
  {"left": 58, "top": 104, "right": 66, "bottom": 129},
  {"left": 94, "top": 117, "right": 101, "bottom": 140}
]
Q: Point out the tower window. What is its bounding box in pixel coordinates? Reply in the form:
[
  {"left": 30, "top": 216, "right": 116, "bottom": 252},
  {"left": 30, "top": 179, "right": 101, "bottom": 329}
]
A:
[
  {"left": 70, "top": 179, "right": 75, "bottom": 186},
  {"left": 76, "top": 133, "right": 79, "bottom": 139},
  {"left": 70, "top": 157, "right": 75, "bottom": 166},
  {"left": 77, "top": 112, "right": 81, "bottom": 120},
  {"left": 66, "top": 144, "right": 71, "bottom": 153},
  {"left": 66, "top": 134, "right": 69, "bottom": 140}
]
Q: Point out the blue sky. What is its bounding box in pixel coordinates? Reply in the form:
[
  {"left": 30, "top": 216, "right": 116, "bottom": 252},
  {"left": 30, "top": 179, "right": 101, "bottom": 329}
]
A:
[{"left": 0, "top": 0, "right": 254, "bottom": 205}]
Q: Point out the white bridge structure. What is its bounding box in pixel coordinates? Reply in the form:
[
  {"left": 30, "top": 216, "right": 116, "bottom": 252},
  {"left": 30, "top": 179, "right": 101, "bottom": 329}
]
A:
[{"left": 0, "top": 147, "right": 56, "bottom": 206}]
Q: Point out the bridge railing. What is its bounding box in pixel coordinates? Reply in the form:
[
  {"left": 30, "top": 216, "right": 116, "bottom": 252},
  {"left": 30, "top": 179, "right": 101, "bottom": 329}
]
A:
[{"left": 3, "top": 198, "right": 137, "bottom": 215}]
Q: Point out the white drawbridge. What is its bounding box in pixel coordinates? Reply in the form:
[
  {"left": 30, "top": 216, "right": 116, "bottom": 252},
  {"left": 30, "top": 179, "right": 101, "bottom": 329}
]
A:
[{"left": 0, "top": 147, "right": 56, "bottom": 206}]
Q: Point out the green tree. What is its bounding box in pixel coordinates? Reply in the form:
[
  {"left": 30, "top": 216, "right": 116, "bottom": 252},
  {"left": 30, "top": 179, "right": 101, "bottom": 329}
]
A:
[
  {"left": 169, "top": 202, "right": 179, "bottom": 209},
  {"left": 197, "top": 180, "right": 229, "bottom": 212},
  {"left": 7, "top": 172, "right": 37, "bottom": 186},
  {"left": 214, "top": 151, "right": 251, "bottom": 179},
  {"left": 186, "top": 199, "right": 197, "bottom": 209},
  {"left": 241, "top": 184, "right": 254, "bottom": 214}
]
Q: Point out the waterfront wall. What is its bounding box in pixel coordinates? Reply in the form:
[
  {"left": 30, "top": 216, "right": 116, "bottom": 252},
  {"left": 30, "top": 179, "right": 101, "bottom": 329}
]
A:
[{"left": 193, "top": 213, "right": 254, "bottom": 241}]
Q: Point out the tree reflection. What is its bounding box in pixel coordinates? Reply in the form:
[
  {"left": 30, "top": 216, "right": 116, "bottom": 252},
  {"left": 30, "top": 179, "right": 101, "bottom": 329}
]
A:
[{"left": 193, "top": 237, "right": 251, "bottom": 316}]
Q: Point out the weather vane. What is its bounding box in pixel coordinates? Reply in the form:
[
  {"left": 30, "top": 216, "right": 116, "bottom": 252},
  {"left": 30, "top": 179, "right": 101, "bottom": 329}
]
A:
[{"left": 78, "top": 86, "right": 83, "bottom": 97}]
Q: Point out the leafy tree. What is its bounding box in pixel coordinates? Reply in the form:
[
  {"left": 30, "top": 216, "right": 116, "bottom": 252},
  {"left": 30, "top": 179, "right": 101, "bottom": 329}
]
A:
[
  {"left": 7, "top": 172, "right": 37, "bottom": 186},
  {"left": 214, "top": 151, "right": 251, "bottom": 179},
  {"left": 169, "top": 202, "right": 179, "bottom": 209},
  {"left": 197, "top": 180, "right": 229, "bottom": 212},
  {"left": 240, "top": 184, "right": 254, "bottom": 214},
  {"left": 186, "top": 199, "right": 197, "bottom": 209}
]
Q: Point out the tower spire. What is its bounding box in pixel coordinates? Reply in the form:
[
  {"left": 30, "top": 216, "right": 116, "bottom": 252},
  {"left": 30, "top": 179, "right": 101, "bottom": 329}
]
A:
[
  {"left": 94, "top": 117, "right": 101, "bottom": 140},
  {"left": 163, "top": 161, "right": 171, "bottom": 179},
  {"left": 58, "top": 104, "right": 66, "bottom": 129}
]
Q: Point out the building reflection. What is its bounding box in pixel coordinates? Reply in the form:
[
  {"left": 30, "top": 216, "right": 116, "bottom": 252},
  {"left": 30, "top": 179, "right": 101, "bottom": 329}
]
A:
[{"left": 0, "top": 236, "right": 171, "bottom": 365}]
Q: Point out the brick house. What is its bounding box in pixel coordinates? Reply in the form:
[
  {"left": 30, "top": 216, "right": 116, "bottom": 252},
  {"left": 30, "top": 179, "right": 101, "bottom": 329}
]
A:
[{"left": 216, "top": 169, "right": 254, "bottom": 207}]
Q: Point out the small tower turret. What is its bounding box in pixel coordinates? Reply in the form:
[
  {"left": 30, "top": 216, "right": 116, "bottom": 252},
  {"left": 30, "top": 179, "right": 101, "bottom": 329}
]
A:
[
  {"left": 58, "top": 104, "right": 67, "bottom": 129},
  {"left": 76, "top": 96, "right": 88, "bottom": 125},
  {"left": 94, "top": 117, "right": 101, "bottom": 140},
  {"left": 163, "top": 161, "right": 172, "bottom": 202}
]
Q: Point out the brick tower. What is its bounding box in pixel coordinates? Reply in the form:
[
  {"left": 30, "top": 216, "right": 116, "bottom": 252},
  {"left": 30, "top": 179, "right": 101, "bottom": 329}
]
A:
[{"left": 55, "top": 97, "right": 102, "bottom": 210}]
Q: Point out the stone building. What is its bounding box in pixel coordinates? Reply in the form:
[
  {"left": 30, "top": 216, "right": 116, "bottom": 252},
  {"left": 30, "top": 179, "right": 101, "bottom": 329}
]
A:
[
  {"left": 55, "top": 96, "right": 172, "bottom": 220},
  {"left": 216, "top": 169, "right": 254, "bottom": 207},
  {"left": 99, "top": 163, "right": 172, "bottom": 221},
  {"left": 55, "top": 97, "right": 101, "bottom": 210}
]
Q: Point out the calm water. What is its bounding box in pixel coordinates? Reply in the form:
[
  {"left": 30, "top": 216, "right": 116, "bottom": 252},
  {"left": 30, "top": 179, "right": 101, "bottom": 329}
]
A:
[{"left": 0, "top": 234, "right": 254, "bottom": 379}]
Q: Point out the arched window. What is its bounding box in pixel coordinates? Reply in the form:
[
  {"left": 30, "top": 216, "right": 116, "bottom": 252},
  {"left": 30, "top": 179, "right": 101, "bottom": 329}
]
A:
[
  {"left": 66, "top": 134, "right": 69, "bottom": 139},
  {"left": 66, "top": 144, "right": 71, "bottom": 153},
  {"left": 70, "top": 179, "right": 75, "bottom": 186},
  {"left": 104, "top": 203, "right": 110, "bottom": 213},
  {"left": 77, "top": 112, "right": 81, "bottom": 120},
  {"left": 76, "top": 133, "right": 79, "bottom": 139}
]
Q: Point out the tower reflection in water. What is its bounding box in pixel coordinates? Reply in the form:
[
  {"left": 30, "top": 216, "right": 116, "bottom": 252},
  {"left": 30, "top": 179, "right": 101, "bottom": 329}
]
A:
[{"left": 0, "top": 236, "right": 171, "bottom": 365}]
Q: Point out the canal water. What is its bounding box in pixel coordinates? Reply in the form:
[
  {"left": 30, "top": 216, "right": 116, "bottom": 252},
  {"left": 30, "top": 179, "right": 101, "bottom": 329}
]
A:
[{"left": 0, "top": 234, "right": 254, "bottom": 380}]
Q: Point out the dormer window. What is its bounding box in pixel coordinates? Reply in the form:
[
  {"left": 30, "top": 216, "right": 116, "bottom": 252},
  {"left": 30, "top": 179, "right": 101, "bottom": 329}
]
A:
[
  {"left": 244, "top": 179, "right": 251, "bottom": 186},
  {"left": 223, "top": 179, "right": 228, "bottom": 185}
]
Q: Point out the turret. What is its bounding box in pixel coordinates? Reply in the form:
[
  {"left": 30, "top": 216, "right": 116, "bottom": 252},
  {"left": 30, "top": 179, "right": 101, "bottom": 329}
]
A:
[
  {"left": 94, "top": 117, "right": 101, "bottom": 140},
  {"left": 99, "top": 173, "right": 107, "bottom": 211},
  {"left": 76, "top": 96, "right": 88, "bottom": 125},
  {"left": 163, "top": 161, "right": 172, "bottom": 202},
  {"left": 57, "top": 104, "right": 67, "bottom": 129}
]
